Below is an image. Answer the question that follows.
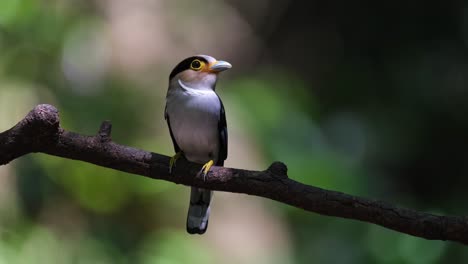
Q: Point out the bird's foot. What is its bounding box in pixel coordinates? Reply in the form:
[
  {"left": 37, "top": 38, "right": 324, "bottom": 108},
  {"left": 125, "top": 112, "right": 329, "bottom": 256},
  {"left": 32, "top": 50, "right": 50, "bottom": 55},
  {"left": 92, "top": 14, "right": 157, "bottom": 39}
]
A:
[
  {"left": 200, "top": 160, "right": 214, "bottom": 181},
  {"left": 169, "top": 152, "right": 182, "bottom": 174}
]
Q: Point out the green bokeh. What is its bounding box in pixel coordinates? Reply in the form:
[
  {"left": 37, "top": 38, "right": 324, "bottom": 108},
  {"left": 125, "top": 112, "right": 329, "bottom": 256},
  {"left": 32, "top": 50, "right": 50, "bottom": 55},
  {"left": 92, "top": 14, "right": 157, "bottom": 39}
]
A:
[{"left": 0, "top": 0, "right": 467, "bottom": 263}]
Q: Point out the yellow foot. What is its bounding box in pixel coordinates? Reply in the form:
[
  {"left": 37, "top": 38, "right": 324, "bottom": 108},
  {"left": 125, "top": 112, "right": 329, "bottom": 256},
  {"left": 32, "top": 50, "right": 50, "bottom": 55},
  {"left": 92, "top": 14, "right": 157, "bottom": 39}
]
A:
[
  {"left": 200, "top": 160, "right": 214, "bottom": 181},
  {"left": 169, "top": 152, "right": 182, "bottom": 174}
]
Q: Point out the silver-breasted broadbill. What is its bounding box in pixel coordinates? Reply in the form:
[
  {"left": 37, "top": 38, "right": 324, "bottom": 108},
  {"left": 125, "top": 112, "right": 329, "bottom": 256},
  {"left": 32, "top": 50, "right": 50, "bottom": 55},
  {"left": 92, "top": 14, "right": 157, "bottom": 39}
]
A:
[{"left": 165, "top": 55, "right": 231, "bottom": 234}]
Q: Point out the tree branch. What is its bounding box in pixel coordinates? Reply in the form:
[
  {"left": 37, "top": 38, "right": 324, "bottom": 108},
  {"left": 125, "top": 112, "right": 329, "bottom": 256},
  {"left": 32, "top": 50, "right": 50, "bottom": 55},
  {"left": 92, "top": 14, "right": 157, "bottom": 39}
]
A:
[{"left": 1, "top": 104, "right": 467, "bottom": 245}]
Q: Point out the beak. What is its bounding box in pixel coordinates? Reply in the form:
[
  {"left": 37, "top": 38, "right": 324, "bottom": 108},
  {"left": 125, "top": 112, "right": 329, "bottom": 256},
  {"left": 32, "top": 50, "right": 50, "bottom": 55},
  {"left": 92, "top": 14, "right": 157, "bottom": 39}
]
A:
[{"left": 209, "top": 60, "right": 232, "bottom": 73}]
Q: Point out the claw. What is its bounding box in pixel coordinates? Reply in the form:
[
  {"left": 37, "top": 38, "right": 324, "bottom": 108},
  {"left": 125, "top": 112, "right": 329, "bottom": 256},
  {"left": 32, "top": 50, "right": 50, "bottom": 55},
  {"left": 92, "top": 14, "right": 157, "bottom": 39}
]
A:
[
  {"left": 200, "top": 160, "right": 214, "bottom": 181},
  {"left": 169, "top": 152, "right": 182, "bottom": 174}
]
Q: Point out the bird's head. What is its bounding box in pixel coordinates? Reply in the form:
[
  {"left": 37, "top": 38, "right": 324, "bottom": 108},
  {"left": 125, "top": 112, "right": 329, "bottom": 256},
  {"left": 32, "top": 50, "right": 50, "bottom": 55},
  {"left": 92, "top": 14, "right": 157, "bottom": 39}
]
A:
[{"left": 169, "top": 55, "right": 232, "bottom": 91}]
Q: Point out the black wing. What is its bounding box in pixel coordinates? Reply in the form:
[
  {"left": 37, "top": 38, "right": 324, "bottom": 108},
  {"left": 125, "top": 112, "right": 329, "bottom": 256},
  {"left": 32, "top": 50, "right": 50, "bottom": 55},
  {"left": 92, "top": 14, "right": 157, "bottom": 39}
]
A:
[
  {"left": 165, "top": 105, "right": 181, "bottom": 153},
  {"left": 217, "top": 97, "right": 228, "bottom": 166}
]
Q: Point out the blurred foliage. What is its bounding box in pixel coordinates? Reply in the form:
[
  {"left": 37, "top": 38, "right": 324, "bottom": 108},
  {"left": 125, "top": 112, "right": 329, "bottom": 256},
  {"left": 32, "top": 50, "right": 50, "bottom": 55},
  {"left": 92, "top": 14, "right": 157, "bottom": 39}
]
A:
[{"left": 0, "top": 0, "right": 468, "bottom": 263}]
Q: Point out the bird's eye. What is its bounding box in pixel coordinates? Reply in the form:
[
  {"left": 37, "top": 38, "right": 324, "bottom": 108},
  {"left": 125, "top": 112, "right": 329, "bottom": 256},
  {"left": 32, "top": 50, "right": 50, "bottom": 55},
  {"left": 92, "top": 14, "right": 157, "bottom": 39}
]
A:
[{"left": 190, "top": 60, "right": 203, "bottom": 71}]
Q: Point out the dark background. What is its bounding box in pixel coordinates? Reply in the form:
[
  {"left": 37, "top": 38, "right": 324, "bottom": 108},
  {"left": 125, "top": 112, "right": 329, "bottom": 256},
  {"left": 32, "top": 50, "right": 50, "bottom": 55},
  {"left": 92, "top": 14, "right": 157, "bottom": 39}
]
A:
[{"left": 0, "top": 0, "right": 467, "bottom": 262}]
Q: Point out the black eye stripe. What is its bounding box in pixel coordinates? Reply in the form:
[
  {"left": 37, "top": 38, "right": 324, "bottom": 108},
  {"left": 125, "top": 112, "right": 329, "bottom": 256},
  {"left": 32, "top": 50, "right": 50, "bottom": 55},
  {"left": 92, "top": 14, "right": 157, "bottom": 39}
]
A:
[{"left": 169, "top": 56, "right": 209, "bottom": 80}]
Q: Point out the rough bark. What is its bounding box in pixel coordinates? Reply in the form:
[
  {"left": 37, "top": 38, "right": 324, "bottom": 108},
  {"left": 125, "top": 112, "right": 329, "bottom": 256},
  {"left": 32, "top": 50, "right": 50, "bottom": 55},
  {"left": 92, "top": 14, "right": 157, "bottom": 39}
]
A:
[{"left": 1, "top": 104, "right": 467, "bottom": 245}]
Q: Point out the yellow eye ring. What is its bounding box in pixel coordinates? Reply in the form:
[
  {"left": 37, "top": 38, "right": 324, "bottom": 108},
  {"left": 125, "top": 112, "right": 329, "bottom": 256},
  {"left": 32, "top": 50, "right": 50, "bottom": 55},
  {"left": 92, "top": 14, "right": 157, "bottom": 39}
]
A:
[{"left": 190, "top": 59, "right": 204, "bottom": 71}]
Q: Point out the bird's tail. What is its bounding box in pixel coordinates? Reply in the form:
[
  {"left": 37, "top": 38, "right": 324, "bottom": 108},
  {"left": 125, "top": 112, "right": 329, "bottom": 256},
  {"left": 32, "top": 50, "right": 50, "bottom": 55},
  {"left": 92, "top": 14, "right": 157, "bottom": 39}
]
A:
[{"left": 186, "top": 187, "right": 212, "bottom": 234}]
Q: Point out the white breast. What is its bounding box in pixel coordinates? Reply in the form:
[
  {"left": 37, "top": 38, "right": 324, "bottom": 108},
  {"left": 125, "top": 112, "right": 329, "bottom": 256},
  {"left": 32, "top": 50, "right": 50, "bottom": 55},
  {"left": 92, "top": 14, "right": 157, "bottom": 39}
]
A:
[{"left": 166, "top": 84, "right": 221, "bottom": 164}]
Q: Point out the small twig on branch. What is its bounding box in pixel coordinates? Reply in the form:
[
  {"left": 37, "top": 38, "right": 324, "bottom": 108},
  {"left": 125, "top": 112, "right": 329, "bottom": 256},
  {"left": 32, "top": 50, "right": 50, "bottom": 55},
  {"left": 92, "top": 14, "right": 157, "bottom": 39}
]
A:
[
  {"left": 98, "top": 120, "right": 112, "bottom": 142},
  {"left": 0, "top": 104, "right": 467, "bottom": 245}
]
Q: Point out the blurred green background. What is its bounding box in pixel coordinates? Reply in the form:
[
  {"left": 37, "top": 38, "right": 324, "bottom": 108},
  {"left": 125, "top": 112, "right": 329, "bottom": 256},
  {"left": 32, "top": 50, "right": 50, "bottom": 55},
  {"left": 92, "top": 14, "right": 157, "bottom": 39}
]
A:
[{"left": 0, "top": 0, "right": 467, "bottom": 263}]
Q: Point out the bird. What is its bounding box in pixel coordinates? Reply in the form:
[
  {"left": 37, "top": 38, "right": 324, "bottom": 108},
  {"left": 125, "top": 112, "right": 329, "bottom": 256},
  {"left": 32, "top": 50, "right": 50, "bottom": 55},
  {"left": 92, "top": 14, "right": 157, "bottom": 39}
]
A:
[{"left": 164, "top": 55, "right": 231, "bottom": 234}]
